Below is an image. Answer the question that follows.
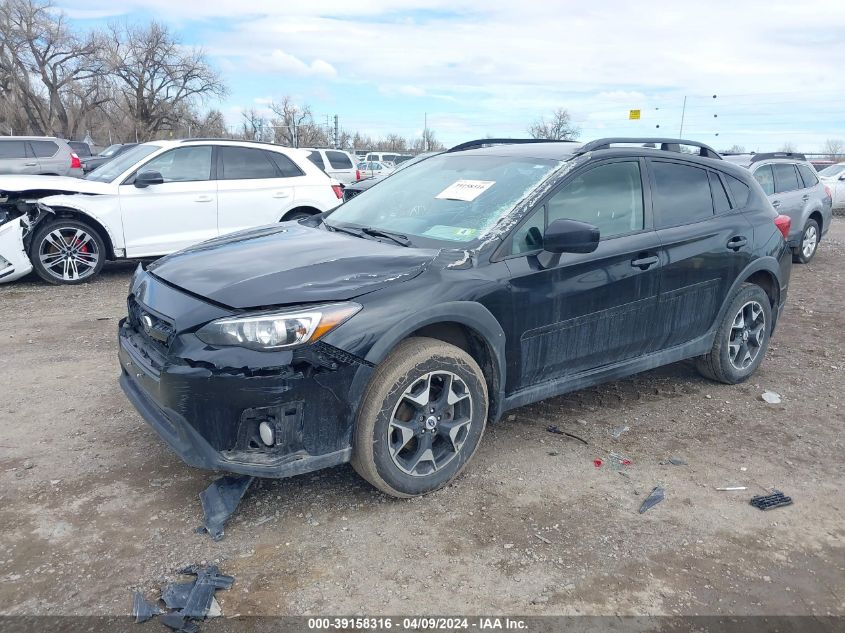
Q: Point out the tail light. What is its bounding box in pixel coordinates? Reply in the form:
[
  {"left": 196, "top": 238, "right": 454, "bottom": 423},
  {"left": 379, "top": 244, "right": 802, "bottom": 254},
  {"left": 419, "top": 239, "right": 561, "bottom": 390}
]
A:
[
  {"left": 70, "top": 152, "right": 82, "bottom": 169},
  {"left": 331, "top": 184, "right": 343, "bottom": 199},
  {"left": 774, "top": 214, "right": 791, "bottom": 240},
  {"left": 824, "top": 185, "right": 832, "bottom": 199},
  {"left": 355, "top": 169, "right": 361, "bottom": 181}
]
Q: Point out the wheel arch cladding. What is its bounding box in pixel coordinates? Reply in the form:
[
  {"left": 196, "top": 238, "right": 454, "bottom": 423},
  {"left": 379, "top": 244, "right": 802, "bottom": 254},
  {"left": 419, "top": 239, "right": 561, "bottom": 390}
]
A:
[
  {"left": 355, "top": 302, "right": 507, "bottom": 423},
  {"left": 281, "top": 206, "right": 320, "bottom": 221},
  {"left": 717, "top": 258, "right": 783, "bottom": 333},
  {"left": 44, "top": 207, "right": 116, "bottom": 259},
  {"left": 808, "top": 210, "right": 823, "bottom": 233}
]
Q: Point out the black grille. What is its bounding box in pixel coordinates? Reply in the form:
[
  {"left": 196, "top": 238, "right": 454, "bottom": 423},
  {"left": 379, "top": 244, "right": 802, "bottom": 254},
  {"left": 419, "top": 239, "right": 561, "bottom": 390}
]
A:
[{"left": 127, "top": 296, "right": 176, "bottom": 351}]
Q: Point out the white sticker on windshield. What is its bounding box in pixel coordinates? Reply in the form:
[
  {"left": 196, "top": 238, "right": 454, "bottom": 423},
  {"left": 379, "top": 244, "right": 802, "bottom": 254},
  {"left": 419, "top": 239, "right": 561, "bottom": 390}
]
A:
[{"left": 435, "top": 179, "right": 495, "bottom": 202}]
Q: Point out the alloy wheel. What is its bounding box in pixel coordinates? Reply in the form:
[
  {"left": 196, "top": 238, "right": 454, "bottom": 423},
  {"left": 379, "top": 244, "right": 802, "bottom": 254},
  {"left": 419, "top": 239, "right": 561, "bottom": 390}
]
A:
[
  {"left": 387, "top": 371, "right": 473, "bottom": 477},
  {"left": 802, "top": 224, "right": 818, "bottom": 259},
  {"left": 38, "top": 227, "right": 100, "bottom": 282},
  {"left": 728, "top": 300, "right": 766, "bottom": 370}
]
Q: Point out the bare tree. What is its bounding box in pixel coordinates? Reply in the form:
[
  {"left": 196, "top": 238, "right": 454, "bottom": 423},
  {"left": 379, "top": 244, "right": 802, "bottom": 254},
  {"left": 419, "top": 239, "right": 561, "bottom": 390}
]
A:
[
  {"left": 0, "top": 0, "right": 107, "bottom": 137},
  {"left": 268, "top": 97, "right": 327, "bottom": 147},
  {"left": 822, "top": 138, "right": 844, "bottom": 161},
  {"left": 104, "top": 21, "right": 226, "bottom": 140},
  {"left": 723, "top": 144, "right": 745, "bottom": 153},
  {"left": 239, "top": 108, "right": 266, "bottom": 141},
  {"left": 779, "top": 141, "right": 797, "bottom": 153},
  {"left": 528, "top": 108, "right": 580, "bottom": 141}
]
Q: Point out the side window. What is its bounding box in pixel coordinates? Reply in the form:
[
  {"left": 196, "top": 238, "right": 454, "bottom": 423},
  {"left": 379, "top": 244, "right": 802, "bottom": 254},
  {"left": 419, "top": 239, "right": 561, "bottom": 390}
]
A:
[
  {"left": 797, "top": 164, "right": 818, "bottom": 188},
  {"left": 547, "top": 161, "right": 644, "bottom": 238},
  {"left": 266, "top": 151, "right": 305, "bottom": 178},
  {"left": 752, "top": 165, "right": 775, "bottom": 196},
  {"left": 307, "top": 151, "right": 325, "bottom": 170},
  {"left": 219, "top": 146, "right": 278, "bottom": 180},
  {"left": 725, "top": 175, "right": 750, "bottom": 208},
  {"left": 30, "top": 140, "right": 59, "bottom": 158},
  {"left": 709, "top": 172, "right": 731, "bottom": 213},
  {"left": 0, "top": 140, "right": 28, "bottom": 159},
  {"left": 511, "top": 206, "right": 545, "bottom": 255},
  {"left": 773, "top": 163, "right": 800, "bottom": 193},
  {"left": 366, "top": 154, "right": 376, "bottom": 162},
  {"left": 139, "top": 146, "right": 212, "bottom": 182},
  {"left": 651, "top": 161, "right": 714, "bottom": 228},
  {"left": 327, "top": 150, "right": 353, "bottom": 169}
]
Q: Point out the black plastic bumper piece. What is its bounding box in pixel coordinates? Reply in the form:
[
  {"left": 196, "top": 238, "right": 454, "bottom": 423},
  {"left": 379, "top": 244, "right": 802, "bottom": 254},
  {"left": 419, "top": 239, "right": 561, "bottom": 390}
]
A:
[{"left": 120, "top": 370, "right": 352, "bottom": 478}]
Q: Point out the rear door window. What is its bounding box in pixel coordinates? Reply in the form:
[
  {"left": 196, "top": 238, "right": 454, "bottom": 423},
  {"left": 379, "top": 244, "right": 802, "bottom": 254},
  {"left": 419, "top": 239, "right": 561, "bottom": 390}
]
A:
[
  {"left": 218, "top": 146, "right": 278, "bottom": 180},
  {"left": 773, "top": 163, "right": 801, "bottom": 193},
  {"left": 752, "top": 165, "right": 775, "bottom": 195},
  {"left": 30, "top": 140, "right": 59, "bottom": 158},
  {"left": 266, "top": 151, "right": 305, "bottom": 177},
  {"left": 797, "top": 164, "right": 818, "bottom": 188},
  {"left": 0, "top": 140, "right": 29, "bottom": 159},
  {"left": 709, "top": 172, "right": 731, "bottom": 213},
  {"left": 650, "top": 161, "right": 714, "bottom": 228},
  {"left": 326, "top": 150, "right": 353, "bottom": 169},
  {"left": 307, "top": 151, "right": 325, "bottom": 170},
  {"left": 725, "top": 175, "right": 750, "bottom": 208}
]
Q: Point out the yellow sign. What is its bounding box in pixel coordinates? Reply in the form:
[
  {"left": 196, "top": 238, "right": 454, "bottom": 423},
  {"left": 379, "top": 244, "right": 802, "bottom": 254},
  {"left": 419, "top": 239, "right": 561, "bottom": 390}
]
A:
[{"left": 629, "top": 109, "right": 641, "bottom": 120}]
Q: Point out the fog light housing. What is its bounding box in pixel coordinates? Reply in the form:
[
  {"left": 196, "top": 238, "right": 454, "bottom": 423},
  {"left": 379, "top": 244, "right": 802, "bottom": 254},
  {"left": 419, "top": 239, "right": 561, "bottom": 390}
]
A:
[{"left": 258, "top": 421, "right": 275, "bottom": 447}]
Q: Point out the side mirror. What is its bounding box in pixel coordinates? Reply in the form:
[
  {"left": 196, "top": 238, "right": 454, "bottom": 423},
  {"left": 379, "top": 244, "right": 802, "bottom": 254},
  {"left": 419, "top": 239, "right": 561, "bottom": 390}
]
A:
[
  {"left": 134, "top": 170, "right": 164, "bottom": 188},
  {"left": 543, "top": 218, "right": 600, "bottom": 254},
  {"left": 839, "top": 173, "right": 845, "bottom": 181}
]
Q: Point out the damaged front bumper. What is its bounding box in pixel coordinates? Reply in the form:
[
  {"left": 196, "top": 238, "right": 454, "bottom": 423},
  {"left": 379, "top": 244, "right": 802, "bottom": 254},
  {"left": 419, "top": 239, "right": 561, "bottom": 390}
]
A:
[
  {"left": 0, "top": 216, "right": 33, "bottom": 283},
  {"left": 118, "top": 269, "right": 374, "bottom": 478}
]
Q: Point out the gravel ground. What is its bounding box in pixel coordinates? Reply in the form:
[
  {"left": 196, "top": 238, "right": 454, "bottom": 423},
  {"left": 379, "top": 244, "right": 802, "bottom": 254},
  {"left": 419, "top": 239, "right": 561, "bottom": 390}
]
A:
[{"left": 0, "top": 220, "right": 843, "bottom": 618}]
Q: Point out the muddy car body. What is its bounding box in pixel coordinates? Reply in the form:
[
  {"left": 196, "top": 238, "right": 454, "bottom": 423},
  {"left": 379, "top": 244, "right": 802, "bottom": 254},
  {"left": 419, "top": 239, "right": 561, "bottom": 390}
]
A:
[{"left": 119, "top": 138, "right": 792, "bottom": 497}]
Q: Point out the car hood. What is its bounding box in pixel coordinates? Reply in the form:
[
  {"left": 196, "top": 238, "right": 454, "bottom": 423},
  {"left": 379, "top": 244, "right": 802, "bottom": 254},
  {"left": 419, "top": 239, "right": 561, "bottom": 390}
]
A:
[
  {"left": 0, "top": 175, "right": 111, "bottom": 196},
  {"left": 148, "top": 223, "right": 437, "bottom": 309}
]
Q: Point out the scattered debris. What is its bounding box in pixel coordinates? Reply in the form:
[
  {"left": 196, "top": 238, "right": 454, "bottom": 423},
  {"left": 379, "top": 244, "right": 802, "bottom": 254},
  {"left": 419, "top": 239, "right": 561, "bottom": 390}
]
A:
[
  {"left": 22, "top": 461, "right": 33, "bottom": 470},
  {"left": 546, "top": 425, "right": 589, "bottom": 445},
  {"left": 740, "top": 467, "right": 748, "bottom": 472},
  {"left": 751, "top": 490, "right": 793, "bottom": 511},
  {"left": 96, "top": 316, "right": 112, "bottom": 321},
  {"left": 547, "top": 450, "right": 559, "bottom": 456},
  {"left": 593, "top": 458, "right": 603, "bottom": 468},
  {"left": 661, "top": 457, "right": 687, "bottom": 466},
  {"left": 638, "top": 486, "right": 665, "bottom": 514},
  {"left": 132, "top": 591, "right": 163, "bottom": 623},
  {"left": 761, "top": 391, "right": 782, "bottom": 404},
  {"left": 608, "top": 451, "right": 632, "bottom": 469},
  {"left": 611, "top": 425, "right": 630, "bottom": 439},
  {"left": 197, "top": 475, "right": 254, "bottom": 541},
  {"left": 716, "top": 486, "right": 747, "bottom": 491},
  {"left": 535, "top": 533, "right": 552, "bottom": 544}
]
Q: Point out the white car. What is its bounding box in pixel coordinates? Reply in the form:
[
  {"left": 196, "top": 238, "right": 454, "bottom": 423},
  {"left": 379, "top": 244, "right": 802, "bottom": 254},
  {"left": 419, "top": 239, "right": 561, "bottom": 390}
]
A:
[
  {"left": 818, "top": 162, "right": 845, "bottom": 210},
  {"left": 0, "top": 139, "right": 343, "bottom": 285},
  {"left": 356, "top": 160, "right": 395, "bottom": 182},
  {"left": 301, "top": 148, "right": 360, "bottom": 184}
]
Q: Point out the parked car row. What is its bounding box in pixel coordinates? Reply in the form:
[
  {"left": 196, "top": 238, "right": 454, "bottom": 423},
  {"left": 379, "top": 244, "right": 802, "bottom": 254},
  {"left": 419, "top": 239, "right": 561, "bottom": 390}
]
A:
[
  {"left": 0, "top": 139, "right": 343, "bottom": 284},
  {"left": 0, "top": 136, "right": 83, "bottom": 177}
]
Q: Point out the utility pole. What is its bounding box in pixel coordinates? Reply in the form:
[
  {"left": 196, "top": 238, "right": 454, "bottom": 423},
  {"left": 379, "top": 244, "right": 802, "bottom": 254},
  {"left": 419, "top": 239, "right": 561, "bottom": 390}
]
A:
[
  {"left": 679, "top": 96, "right": 687, "bottom": 137},
  {"left": 333, "top": 115, "right": 339, "bottom": 149}
]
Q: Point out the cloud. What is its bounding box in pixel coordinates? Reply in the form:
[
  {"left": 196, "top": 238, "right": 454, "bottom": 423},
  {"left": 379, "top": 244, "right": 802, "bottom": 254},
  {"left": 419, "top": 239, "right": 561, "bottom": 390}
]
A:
[{"left": 263, "top": 49, "right": 338, "bottom": 78}]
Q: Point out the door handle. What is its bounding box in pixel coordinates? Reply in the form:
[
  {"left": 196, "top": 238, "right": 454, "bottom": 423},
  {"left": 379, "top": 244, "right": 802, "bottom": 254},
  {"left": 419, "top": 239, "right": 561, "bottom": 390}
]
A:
[
  {"left": 772, "top": 200, "right": 781, "bottom": 208},
  {"left": 802, "top": 194, "right": 810, "bottom": 201},
  {"left": 272, "top": 191, "right": 291, "bottom": 198},
  {"left": 194, "top": 195, "right": 214, "bottom": 203},
  {"left": 727, "top": 236, "right": 748, "bottom": 251},
  {"left": 631, "top": 255, "right": 659, "bottom": 270},
  {"left": 25, "top": 162, "right": 37, "bottom": 166}
]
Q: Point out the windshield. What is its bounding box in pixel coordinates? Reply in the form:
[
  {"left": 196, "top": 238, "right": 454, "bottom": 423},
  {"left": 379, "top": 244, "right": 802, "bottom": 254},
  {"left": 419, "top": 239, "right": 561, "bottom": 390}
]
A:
[
  {"left": 85, "top": 144, "right": 161, "bottom": 183},
  {"left": 99, "top": 144, "right": 122, "bottom": 157},
  {"left": 328, "top": 154, "right": 561, "bottom": 244},
  {"left": 818, "top": 164, "right": 845, "bottom": 177}
]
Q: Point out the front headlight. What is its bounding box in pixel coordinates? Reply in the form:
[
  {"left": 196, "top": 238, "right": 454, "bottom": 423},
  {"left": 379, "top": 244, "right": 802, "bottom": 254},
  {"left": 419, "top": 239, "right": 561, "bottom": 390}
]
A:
[{"left": 196, "top": 302, "right": 361, "bottom": 351}]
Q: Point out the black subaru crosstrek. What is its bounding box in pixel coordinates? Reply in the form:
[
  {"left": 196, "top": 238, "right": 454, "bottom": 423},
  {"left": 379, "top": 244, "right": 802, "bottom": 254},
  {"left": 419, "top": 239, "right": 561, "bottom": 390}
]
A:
[{"left": 119, "top": 137, "right": 792, "bottom": 497}]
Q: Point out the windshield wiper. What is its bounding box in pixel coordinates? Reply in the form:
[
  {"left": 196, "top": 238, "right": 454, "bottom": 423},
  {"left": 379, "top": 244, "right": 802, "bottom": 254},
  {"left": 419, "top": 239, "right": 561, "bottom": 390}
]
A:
[
  {"left": 360, "top": 227, "right": 412, "bottom": 247},
  {"left": 324, "top": 222, "right": 366, "bottom": 239}
]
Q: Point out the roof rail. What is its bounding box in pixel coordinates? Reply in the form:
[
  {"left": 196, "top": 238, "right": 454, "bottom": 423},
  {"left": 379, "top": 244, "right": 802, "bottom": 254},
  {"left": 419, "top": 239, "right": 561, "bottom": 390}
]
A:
[
  {"left": 178, "top": 138, "right": 288, "bottom": 147},
  {"left": 576, "top": 137, "right": 722, "bottom": 160},
  {"left": 749, "top": 151, "right": 806, "bottom": 163},
  {"left": 447, "top": 138, "right": 579, "bottom": 153}
]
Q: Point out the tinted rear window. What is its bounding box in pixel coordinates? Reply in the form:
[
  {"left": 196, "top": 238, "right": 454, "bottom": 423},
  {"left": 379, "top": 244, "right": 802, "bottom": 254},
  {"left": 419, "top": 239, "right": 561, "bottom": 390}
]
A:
[
  {"left": 67, "top": 141, "right": 91, "bottom": 156},
  {"left": 797, "top": 164, "right": 818, "bottom": 188},
  {"left": 266, "top": 151, "right": 304, "bottom": 177},
  {"left": 307, "top": 151, "right": 325, "bottom": 170},
  {"left": 753, "top": 165, "right": 775, "bottom": 196},
  {"left": 0, "top": 140, "right": 28, "bottom": 159},
  {"left": 725, "top": 175, "right": 750, "bottom": 208},
  {"left": 326, "top": 150, "right": 353, "bottom": 169},
  {"left": 651, "top": 161, "right": 714, "bottom": 228},
  {"left": 30, "top": 140, "right": 59, "bottom": 158},
  {"left": 773, "top": 163, "right": 800, "bottom": 193},
  {"left": 709, "top": 172, "right": 731, "bottom": 213}
]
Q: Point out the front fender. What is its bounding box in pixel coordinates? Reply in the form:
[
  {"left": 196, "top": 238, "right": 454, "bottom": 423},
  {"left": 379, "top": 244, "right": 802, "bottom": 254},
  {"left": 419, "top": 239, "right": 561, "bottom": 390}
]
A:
[
  {"left": 39, "top": 194, "right": 124, "bottom": 252},
  {"left": 0, "top": 217, "right": 33, "bottom": 283}
]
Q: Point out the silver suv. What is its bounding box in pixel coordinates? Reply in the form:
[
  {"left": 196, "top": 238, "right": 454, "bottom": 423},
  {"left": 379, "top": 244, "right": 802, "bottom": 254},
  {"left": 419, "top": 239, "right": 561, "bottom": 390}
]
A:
[
  {"left": 0, "top": 136, "right": 83, "bottom": 177},
  {"left": 723, "top": 152, "right": 832, "bottom": 263}
]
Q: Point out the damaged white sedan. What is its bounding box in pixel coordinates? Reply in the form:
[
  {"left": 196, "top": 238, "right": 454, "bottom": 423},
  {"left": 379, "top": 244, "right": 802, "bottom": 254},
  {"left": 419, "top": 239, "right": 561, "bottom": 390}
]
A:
[{"left": 0, "top": 139, "right": 343, "bottom": 285}]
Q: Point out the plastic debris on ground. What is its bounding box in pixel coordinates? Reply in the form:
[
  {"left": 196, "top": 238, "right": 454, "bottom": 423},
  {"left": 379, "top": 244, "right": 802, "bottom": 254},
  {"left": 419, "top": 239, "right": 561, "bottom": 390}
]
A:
[
  {"left": 132, "top": 564, "right": 233, "bottom": 631},
  {"left": 716, "top": 486, "right": 747, "bottom": 491},
  {"left": 610, "top": 425, "right": 630, "bottom": 439},
  {"left": 751, "top": 490, "right": 793, "bottom": 510},
  {"left": 608, "top": 451, "right": 632, "bottom": 470},
  {"left": 197, "top": 474, "right": 254, "bottom": 541},
  {"left": 661, "top": 456, "right": 687, "bottom": 466},
  {"left": 761, "top": 391, "right": 782, "bottom": 404},
  {"left": 638, "top": 486, "right": 665, "bottom": 513},
  {"left": 593, "top": 458, "right": 603, "bottom": 468},
  {"left": 545, "top": 425, "right": 589, "bottom": 445}
]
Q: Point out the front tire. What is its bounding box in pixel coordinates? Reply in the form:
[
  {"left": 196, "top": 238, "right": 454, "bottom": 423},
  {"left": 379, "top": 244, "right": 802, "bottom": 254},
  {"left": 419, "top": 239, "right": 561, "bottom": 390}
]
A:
[
  {"left": 29, "top": 219, "right": 106, "bottom": 285},
  {"left": 352, "top": 337, "right": 488, "bottom": 498},
  {"left": 793, "top": 219, "right": 819, "bottom": 264},
  {"left": 695, "top": 283, "right": 772, "bottom": 384}
]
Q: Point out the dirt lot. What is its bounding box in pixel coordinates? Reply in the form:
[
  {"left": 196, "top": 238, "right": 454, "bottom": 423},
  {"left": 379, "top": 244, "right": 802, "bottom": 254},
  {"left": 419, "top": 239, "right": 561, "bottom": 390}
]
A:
[{"left": 1, "top": 220, "right": 843, "bottom": 619}]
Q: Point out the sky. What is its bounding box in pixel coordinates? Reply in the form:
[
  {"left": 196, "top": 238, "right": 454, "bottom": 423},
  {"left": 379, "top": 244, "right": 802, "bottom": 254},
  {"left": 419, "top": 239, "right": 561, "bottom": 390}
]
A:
[{"left": 62, "top": 0, "right": 845, "bottom": 152}]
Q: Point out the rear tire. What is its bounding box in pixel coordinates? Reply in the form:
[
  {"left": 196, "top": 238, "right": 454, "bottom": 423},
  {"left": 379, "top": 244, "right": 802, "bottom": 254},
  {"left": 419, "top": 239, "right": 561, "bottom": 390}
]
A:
[
  {"left": 695, "top": 283, "right": 771, "bottom": 384},
  {"left": 351, "top": 337, "right": 488, "bottom": 498},
  {"left": 792, "top": 219, "right": 819, "bottom": 264},
  {"left": 29, "top": 218, "right": 106, "bottom": 285}
]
